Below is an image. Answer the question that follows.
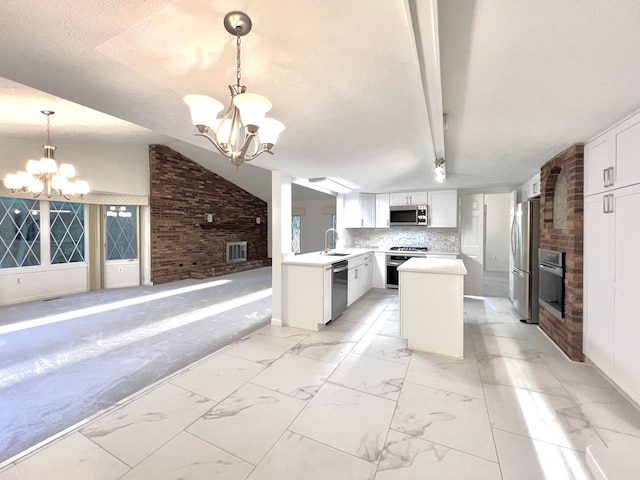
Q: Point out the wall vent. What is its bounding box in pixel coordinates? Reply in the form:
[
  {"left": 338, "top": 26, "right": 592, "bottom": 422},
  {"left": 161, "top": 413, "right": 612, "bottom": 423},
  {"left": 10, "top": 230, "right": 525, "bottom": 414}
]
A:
[{"left": 226, "top": 241, "right": 247, "bottom": 264}]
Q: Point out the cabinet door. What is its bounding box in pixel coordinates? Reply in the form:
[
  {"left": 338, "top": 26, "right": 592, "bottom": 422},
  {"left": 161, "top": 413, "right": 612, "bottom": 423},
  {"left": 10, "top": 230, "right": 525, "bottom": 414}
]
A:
[
  {"left": 373, "top": 252, "right": 386, "bottom": 288},
  {"left": 389, "top": 193, "right": 410, "bottom": 206},
  {"left": 583, "top": 193, "right": 615, "bottom": 374},
  {"left": 614, "top": 115, "right": 640, "bottom": 190},
  {"left": 584, "top": 133, "right": 614, "bottom": 196},
  {"left": 376, "top": 194, "right": 390, "bottom": 228},
  {"left": 361, "top": 194, "right": 376, "bottom": 227},
  {"left": 613, "top": 185, "right": 640, "bottom": 393},
  {"left": 410, "top": 192, "right": 429, "bottom": 205},
  {"left": 343, "top": 192, "right": 360, "bottom": 228},
  {"left": 347, "top": 267, "right": 358, "bottom": 306},
  {"left": 528, "top": 173, "right": 541, "bottom": 198},
  {"left": 428, "top": 190, "right": 458, "bottom": 228}
]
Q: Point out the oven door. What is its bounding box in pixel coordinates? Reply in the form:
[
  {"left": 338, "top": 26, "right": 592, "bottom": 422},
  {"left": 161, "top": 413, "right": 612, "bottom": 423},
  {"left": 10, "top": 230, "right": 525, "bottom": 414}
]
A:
[{"left": 386, "top": 255, "right": 409, "bottom": 288}]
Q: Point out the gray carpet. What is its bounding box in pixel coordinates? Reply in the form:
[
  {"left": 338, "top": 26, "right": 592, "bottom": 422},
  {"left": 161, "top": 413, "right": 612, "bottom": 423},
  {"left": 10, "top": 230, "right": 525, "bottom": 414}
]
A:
[{"left": 0, "top": 267, "right": 272, "bottom": 463}]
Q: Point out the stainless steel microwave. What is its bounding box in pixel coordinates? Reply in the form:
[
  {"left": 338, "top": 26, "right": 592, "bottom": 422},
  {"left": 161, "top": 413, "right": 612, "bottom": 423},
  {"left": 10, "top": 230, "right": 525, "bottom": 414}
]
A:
[{"left": 389, "top": 205, "right": 427, "bottom": 226}]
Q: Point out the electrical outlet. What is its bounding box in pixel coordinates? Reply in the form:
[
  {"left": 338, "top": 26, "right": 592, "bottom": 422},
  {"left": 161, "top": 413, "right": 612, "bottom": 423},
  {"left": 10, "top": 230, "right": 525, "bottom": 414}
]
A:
[{"left": 16, "top": 277, "right": 21, "bottom": 284}]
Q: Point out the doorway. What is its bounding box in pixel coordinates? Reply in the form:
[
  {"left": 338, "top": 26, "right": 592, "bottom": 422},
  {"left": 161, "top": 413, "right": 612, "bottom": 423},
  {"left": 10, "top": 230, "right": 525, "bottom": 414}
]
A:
[
  {"left": 103, "top": 204, "right": 140, "bottom": 288},
  {"left": 483, "top": 193, "right": 511, "bottom": 297}
]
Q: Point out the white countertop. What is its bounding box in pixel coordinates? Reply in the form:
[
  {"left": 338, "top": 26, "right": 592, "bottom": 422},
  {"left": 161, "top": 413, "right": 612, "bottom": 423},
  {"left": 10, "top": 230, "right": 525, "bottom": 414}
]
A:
[
  {"left": 397, "top": 257, "right": 467, "bottom": 275},
  {"left": 282, "top": 248, "right": 373, "bottom": 267}
]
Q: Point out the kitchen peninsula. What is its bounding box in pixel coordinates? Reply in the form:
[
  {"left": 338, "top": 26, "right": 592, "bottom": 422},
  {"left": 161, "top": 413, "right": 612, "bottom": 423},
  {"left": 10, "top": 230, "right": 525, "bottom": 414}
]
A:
[{"left": 398, "top": 257, "right": 467, "bottom": 358}]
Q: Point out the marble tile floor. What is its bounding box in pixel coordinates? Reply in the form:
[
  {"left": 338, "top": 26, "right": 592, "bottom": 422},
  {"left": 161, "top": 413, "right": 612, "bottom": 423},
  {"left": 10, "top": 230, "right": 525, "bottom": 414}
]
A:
[
  {"left": 0, "top": 267, "right": 273, "bottom": 463},
  {"left": 3, "top": 290, "right": 640, "bottom": 479},
  {"left": 483, "top": 270, "right": 510, "bottom": 298}
]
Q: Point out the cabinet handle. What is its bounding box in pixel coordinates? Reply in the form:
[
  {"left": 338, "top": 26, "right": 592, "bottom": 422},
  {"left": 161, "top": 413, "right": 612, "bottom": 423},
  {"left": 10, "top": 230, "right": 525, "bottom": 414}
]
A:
[
  {"left": 361, "top": 218, "right": 363, "bottom": 227},
  {"left": 603, "top": 168, "right": 608, "bottom": 187},
  {"left": 603, "top": 195, "right": 608, "bottom": 213},
  {"left": 608, "top": 194, "right": 614, "bottom": 213},
  {"left": 355, "top": 268, "right": 358, "bottom": 279},
  {"left": 608, "top": 167, "right": 614, "bottom": 187}
]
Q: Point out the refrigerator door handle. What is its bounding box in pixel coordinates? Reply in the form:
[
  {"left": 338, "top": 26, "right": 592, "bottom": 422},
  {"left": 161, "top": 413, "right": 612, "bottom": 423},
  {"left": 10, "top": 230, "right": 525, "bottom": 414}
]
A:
[
  {"left": 510, "top": 214, "right": 517, "bottom": 258},
  {"left": 512, "top": 268, "right": 526, "bottom": 278}
]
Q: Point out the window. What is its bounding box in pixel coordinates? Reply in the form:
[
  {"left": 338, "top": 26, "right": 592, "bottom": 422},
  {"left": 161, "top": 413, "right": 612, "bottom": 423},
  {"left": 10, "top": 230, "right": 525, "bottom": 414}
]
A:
[
  {"left": 292, "top": 215, "right": 301, "bottom": 254},
  {"left": 106, "top": 205, "right": 138, "bottom": 260},
  {"left": 50, "top": 201, "right": 85, "bottom": 264},
  {"left": 0, "top": 197, "right": 41, "bottom": 268}
]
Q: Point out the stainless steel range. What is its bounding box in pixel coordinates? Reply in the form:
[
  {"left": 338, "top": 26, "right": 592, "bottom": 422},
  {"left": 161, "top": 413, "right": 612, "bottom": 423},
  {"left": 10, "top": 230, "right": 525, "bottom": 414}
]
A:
[{"left": 386, "top": 246, "right": 428, "bottom": 288}]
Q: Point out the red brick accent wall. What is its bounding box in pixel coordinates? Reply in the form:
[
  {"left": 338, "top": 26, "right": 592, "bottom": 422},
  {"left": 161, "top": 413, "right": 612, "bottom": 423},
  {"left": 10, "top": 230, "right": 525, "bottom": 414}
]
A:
[
  {"left": 539, "top": 144, "right": 584, "bottom": 361},
  {"left": 149, "top": 145, "right": 270, "bottom": 285}
]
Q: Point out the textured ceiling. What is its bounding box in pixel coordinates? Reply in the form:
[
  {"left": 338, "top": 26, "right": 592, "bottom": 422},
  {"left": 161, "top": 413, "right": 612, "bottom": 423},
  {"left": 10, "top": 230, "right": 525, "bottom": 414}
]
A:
[{"left": 1, "top": 0, "right": 640, "bottom": 202}]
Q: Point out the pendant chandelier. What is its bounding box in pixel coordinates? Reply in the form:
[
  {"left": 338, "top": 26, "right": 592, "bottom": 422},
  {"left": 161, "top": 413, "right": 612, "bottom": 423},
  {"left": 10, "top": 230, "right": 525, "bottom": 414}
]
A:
[
  {"left": 184, "top": 11, "right": 285, "bottom": 169},
  {"left": 3, "top": 110, "right": 90, "bottom": 200}
]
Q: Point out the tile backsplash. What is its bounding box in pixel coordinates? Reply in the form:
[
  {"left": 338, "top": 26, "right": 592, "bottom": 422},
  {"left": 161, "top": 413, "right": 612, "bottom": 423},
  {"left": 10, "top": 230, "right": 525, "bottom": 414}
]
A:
[{"left": 350, "top": 227, "right": 460, "bottom": 253}]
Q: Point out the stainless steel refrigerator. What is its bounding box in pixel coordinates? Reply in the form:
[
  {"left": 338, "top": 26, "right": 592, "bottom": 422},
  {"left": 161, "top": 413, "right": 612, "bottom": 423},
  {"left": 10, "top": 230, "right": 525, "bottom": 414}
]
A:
[{"left": 510, "top": 198, "right": 540, "bottom": 324}]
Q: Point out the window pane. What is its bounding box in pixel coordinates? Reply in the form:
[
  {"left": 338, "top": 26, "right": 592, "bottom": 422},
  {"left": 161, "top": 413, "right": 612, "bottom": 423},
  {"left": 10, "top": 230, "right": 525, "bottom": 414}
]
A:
[
  {"left": 50, "top": 201, "right": 85, "bottom": 264},
  {"left": 0, "top": 197, "right": 41, "bottom": 268},
  {"left": 292, "top": 215, "right": 301, "bottom": 254},
  {"left": 106, "top": 205, "right": 138, "bottom": 260}
]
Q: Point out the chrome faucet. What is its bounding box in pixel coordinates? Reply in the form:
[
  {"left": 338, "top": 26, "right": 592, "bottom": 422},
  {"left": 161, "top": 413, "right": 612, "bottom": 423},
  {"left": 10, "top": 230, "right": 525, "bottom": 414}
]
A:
[{"left": 324, "top": 228, "right": 339, "bottom": 253}]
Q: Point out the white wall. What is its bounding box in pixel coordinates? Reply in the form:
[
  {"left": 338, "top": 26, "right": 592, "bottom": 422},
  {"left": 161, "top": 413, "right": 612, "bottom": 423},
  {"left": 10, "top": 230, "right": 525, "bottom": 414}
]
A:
[
  {"left": 293, "top": 199, "right": 336, "bottom": 253},
  {"left": 0, "top": 137, "right": 149, "bottom": 196},
  {"left": 484, "top": 193, "right": 511, "bottom": 272}
]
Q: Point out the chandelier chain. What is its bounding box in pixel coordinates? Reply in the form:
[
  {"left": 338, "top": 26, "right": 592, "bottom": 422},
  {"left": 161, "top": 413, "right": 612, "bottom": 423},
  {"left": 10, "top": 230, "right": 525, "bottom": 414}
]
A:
[{"left": 236, "top": 31, "right": 242, "bottom": 87}]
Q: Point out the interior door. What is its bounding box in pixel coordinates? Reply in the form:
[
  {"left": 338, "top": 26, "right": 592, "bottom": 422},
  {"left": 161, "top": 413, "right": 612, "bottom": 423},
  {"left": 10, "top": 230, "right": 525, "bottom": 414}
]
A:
[
  {"left": 460, "top": 194, "right": 484, "bottom": 295},
  {"left": 103, "top": 204, "right": 140, "bottom": 289}
]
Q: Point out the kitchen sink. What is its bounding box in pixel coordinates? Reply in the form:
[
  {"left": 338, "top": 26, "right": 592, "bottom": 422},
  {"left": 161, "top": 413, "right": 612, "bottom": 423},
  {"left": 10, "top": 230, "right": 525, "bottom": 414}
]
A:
[{"left": 320, "top": 252, "right": 350, "bottom": 256}]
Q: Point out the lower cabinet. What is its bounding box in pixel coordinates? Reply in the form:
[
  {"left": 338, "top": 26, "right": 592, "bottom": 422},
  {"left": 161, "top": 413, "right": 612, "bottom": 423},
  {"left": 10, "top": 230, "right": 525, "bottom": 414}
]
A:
[
  {"left": 373, "top": 252, "right": 386, "bottom": 288},
  {"left": 347, "top": 253, "right": 373, "bottom": 305}
]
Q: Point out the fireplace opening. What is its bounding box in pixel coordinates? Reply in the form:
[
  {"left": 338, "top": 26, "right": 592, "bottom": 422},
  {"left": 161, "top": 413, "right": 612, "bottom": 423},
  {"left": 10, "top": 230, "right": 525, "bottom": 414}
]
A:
[
  {"left": 226, "top": 241, "right": 247, "bottom": 264},
  {"left": 538, "top": 248, "right": 564, "bottom": 320}
]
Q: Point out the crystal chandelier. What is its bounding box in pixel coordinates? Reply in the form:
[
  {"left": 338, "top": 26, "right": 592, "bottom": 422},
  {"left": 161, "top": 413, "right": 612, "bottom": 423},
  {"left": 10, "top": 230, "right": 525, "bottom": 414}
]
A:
[
  {"left": 3, "top": 110, "right": 90, "bottom": 200},
  {"left": 184, "top": 11, "right": 285, "bottom": 169}
]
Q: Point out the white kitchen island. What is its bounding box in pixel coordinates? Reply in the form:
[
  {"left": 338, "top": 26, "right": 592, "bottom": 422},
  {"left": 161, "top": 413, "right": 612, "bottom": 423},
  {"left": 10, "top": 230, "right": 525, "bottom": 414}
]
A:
[{"left": 398, "top": 257, "right": 467, "bottom": 358}]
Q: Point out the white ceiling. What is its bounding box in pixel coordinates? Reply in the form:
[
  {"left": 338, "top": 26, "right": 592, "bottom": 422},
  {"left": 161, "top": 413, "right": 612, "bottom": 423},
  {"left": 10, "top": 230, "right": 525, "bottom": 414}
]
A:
[{"left": 1, "top": 0, "right": 640, "bottom": 202}]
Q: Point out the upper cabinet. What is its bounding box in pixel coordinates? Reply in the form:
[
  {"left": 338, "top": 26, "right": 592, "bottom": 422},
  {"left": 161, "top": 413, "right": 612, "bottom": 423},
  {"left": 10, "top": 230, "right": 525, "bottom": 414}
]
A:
[
  {"left": 375, "top": 193, "right": 390, "bottom": 228},
  {"left": 389, "top": 191, "right": 428, "bottom": 206},
  {"left": 344, "top": 192, "right": 376, "bottom": 228},
  {"left": 585, "top": 111, "right": 640, "bottom": 197},
  {"left": 427, "top": 189, "right": 458, "bottom": 228}
]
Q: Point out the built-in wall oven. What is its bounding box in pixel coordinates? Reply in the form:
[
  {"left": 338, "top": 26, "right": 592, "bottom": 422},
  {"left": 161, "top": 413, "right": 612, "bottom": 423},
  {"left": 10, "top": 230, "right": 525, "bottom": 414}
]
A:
[
  {"left": 538, "top": 248, "right": 565, "bottom": 320},
  {"left": 385, "top": 246, "right": 428, "bottom": 288}
]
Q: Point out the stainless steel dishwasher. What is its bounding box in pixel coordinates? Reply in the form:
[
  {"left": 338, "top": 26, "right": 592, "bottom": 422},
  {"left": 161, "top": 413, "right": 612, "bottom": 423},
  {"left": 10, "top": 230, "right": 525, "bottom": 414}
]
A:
[{"left": 331, "top": 260, "right": 349, "bottom": 321}]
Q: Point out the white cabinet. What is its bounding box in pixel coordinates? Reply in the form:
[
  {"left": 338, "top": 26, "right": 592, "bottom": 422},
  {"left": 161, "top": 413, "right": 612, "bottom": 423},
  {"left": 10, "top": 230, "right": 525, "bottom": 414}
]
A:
[
  {"left": 585, "top": 112, "right": 640, "bottom": 197},
  {"left": 585, "top": 133, "right": 614, "bottom": 196},
  {"left": 344, "top": 193, "right": 376, "bottom": 228},
  {"left": 375, "top": 194, "right": 390, "bottom": 228},
  {"left": 427, "top": 190, "right": 458, "bottom": 228},
  {"left": 584, "top": 183, "right": 640, "bottom": 403},
  {"left": 284, "top": 264, "right": 332, "bottom": 331},
  {"left": 373, "top": 252, "right": 386, "bottom": 288},
  {"left": 347, "top": 253, "right": 373, "bottom": 305},
  {"left": 389, "top": 191, "right": 428, "bottom": 206}
]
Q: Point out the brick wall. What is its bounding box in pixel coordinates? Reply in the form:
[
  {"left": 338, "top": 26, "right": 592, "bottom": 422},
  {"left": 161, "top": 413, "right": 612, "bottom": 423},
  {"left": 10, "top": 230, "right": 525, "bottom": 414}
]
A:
[
  {"left": 539, "top": 144, "right": 584, "bottom": 361},
  {"left": 149, "top": 145, "right": 270, "bottom": 284}
]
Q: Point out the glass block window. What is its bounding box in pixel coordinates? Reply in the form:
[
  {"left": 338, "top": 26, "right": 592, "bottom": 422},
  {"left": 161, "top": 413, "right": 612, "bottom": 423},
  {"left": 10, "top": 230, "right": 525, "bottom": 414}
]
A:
[
  {"left": 50, "top": 201, "right": 85, "bottom": 264},
  {"left": 106, "top": 205, "right": 138, "bottom": 260},
  {"left": 0, "top": 197, "right": 41, "bottom": 268}
]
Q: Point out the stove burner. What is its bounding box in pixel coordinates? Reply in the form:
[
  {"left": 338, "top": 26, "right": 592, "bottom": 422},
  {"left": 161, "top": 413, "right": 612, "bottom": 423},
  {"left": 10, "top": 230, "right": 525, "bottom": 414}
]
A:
[{"left": 390, "top": 246, "right": 429, "bottom": 252}]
